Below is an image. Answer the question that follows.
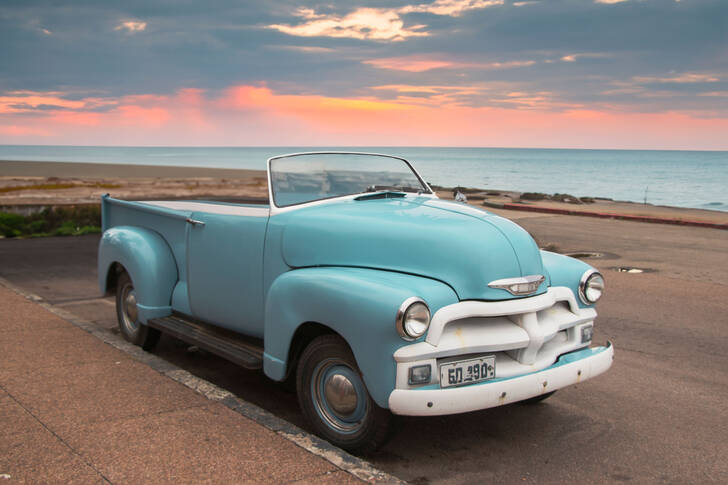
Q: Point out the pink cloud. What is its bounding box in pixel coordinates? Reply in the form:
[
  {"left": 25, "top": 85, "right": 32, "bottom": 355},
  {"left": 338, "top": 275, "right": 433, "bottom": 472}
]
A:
[
  {"left": 116, "top": 105, "right": 170, "bottom": 126},
  {"left": 364, "top": 56, "right": 536, "bottom": 72},
  {"left": 48, "top": 111, "right": 103, "bottom": 126},
  {"left": 1, "top": 85, "right": 727, "bottom": 149},
  {"left": 0, "top": 125, "right": 52, "bottom": 136}
]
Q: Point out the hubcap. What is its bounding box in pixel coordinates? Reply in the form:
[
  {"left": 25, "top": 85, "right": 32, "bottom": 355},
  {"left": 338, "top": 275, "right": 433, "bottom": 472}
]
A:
[
  {"left": 311, "top": 361, "right": 368, "bottom": 434},
  {"left": 120, "top": 283, "right": 140, "bottom": 334},
  {"left": 324, "top": 374, "right": 357, "bottom": 415},
  {"left": 125, "top": 291, "right": 138, "bottom": 323}
]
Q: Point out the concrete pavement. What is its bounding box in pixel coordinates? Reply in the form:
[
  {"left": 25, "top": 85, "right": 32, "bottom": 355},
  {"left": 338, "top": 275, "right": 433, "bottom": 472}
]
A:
[{"left": 0, "top": 283, "right": 381, "bottom": 484}]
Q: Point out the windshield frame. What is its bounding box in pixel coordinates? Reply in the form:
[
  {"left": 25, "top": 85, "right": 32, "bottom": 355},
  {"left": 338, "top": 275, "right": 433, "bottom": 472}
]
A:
[{"left": 266, "top": 151, "right": 435, "bottom": 213}]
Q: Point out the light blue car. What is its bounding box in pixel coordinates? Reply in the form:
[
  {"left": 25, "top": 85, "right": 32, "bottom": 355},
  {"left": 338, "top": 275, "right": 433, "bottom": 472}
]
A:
[{"left": 98, "top": 152, "right": 613, "bottom": 452}]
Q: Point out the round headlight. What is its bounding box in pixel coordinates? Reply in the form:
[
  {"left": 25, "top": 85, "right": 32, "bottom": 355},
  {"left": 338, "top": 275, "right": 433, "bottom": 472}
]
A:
[
  {"left": 396, "top": 297, "right": 431, "bottom": 341},
  {"left": 579, "top": 270, "right": 605, "bottom": 305}
]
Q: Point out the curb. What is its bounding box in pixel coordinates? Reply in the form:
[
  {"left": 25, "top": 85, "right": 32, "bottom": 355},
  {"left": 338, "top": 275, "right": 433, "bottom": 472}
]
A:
[
  {"left": 0, "top": 277, "right": 404, "bottom": 485},
  {"left": 482, "top": 201, "right": 728, "bottom": 230}
]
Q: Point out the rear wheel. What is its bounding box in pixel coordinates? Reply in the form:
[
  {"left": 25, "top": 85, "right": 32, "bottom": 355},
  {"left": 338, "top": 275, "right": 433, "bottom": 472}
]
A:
[
  {"left": 115, "top": 271, "right": 160, "bottom": 351},
  {"left": 296, "top": 334, "right": 392, "bottom": 453}
]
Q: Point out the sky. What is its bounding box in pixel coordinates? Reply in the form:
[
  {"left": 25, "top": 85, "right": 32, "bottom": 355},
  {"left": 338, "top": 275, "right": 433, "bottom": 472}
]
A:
[{"left": 1, "top": 0, "right": 727, "bottom": 149}]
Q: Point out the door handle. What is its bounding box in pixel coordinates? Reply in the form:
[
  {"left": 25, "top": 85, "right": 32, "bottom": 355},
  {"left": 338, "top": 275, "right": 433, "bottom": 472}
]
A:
[{"left": 186, "top": 218, "right": 205, "bottom": 226}]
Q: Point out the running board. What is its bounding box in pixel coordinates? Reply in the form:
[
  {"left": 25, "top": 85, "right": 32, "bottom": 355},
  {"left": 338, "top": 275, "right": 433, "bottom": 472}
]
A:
[{"left": 147, "top": 315, "right": 263, "bottom": 369}]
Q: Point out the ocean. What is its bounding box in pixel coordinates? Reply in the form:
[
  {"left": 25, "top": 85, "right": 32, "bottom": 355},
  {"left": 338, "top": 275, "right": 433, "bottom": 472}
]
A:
[{"left": 1, "top": 145, "right": 726, "bottom": 212}]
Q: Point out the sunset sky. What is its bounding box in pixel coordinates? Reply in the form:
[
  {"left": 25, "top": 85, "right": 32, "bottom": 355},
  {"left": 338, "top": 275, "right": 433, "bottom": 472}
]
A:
[{"left": 1, "top": 0, "right": 727, "bottom": 149}]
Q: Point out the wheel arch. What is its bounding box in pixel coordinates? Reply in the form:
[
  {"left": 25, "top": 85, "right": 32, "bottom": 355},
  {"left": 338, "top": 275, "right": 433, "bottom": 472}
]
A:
[
  {"left": 283, "top": 321, "right": 338, "bottom": 381},
  {"left": 103, "top": 261, "right": 124, "bottom": 297},
  {"left": 98, "top": 225, "right": 178, "bottom": 322},
  {"left": 263, "top": 266, "right": 459, "bottom": 408}
]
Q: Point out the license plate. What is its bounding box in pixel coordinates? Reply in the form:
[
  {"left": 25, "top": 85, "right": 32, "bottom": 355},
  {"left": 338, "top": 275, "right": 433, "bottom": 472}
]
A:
[{"left": 440, "top": 356, "right": 496, "bottom": 388}]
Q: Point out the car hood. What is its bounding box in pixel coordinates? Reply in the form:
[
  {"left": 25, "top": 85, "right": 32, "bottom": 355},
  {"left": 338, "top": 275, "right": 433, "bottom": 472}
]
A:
[{"left": 279, "top": 196, "right": 548, "bottom": 300}]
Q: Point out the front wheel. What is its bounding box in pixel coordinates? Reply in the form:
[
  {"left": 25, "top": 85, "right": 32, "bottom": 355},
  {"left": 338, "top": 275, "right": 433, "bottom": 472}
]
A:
[
  {"left": 296, "top": 335, "right": 392, "bottom": 453},
  {"left": 115, "top": 271, "right": 160, "bottom": 351}
]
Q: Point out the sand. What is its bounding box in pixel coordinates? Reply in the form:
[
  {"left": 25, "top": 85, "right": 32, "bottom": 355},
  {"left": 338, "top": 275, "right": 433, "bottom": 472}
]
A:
[
  {"left": 0, "top": 160, "right": 269, "bottom": 206},
  {"left": 2, "top": 159, "right": 726, "bottom": 225}
]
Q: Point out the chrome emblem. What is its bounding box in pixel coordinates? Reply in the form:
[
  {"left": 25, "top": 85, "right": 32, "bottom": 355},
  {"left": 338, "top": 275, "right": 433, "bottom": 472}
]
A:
[{"left": 488, "top": 275, "right": 545, "bottom": 296}]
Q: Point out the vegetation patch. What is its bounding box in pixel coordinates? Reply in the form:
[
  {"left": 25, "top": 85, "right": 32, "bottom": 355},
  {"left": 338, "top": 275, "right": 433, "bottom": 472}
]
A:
[
  {"left": 0, "top": 205, "right": 101, "bottom": 238},
  {"left": 521, "top": 192, "right": 548, "bottom": 201},
  {"left": 0, "top": 182, "right": 121, "bottom": 193},
  {"left": 521, "top": 192, "right": 596, "bottom": 204}
]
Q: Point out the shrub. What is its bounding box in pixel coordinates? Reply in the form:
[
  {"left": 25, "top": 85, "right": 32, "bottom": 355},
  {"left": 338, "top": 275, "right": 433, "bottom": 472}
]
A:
[
  {"left": 0, "top": 205, "right": 101, "bottom": 238},
  {"left": 0, "top": 212, "right": 25, "bottom": 237}
]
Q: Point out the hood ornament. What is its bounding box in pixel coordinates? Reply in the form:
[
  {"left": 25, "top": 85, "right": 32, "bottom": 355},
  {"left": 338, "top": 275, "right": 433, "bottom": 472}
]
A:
[{"left": 488, "top": 275, "right": 545, "bottom": 296}]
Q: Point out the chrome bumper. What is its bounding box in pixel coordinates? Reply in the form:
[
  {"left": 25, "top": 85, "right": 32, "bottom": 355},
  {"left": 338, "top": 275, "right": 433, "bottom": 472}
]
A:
[{"left": 388, "top": 342, "right": 614, "bottom": 416}]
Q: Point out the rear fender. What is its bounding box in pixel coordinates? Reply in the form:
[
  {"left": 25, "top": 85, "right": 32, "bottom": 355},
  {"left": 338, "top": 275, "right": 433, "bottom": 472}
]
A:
[
  {"left": 98, "top": 226, "right": 178, "bottom": 322},
  {"left": 263, "top": 267, "right": 458, "bottom": 408}
]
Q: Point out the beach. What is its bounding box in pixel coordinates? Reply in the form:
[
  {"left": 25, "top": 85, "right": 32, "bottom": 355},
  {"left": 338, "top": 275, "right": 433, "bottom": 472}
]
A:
[
  {"left": 0, "top": 160, "right": 269, "bottom": 208},
  {"left": 2, "top": 160, "right": 727, "bottom": 226}
]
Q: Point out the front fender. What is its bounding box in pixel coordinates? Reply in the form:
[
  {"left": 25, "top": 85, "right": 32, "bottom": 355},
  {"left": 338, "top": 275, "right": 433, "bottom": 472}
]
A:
[
  {"left": 98, "top": 226, "right": 178, "bottom": 322},
  {"left": 540, "top": 250, "right": 596, "bottom": 308},
  {"left": 263, "top": 267, "right": 458, "bottom": 408}
]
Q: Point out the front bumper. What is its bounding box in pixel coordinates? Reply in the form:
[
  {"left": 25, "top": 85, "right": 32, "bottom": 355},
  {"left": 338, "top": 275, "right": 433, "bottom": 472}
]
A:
[{"left": 388, "top": 342, "right": 613, "bottom": 416}]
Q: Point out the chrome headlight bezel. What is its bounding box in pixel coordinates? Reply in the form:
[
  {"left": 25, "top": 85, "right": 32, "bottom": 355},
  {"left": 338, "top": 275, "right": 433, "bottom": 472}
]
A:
[
  {"left": 396, "top": 297, "right": 431, "bottom": 341},
  {"left": 579, "top": 269, "right": 605, "bottom": 305}
]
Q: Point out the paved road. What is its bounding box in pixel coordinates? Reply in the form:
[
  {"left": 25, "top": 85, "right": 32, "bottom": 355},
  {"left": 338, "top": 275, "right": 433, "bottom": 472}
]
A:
[{"left": 1, "top": 212, "right": 727, "bottom": 484}]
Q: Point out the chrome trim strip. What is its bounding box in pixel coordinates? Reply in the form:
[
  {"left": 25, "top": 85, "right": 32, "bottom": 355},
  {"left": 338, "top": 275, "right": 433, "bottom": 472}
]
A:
[
  {"left": 266, "top": 151, "right": 437, "bottom": 216},
  {"left": 487, "top": 274, "right": 545, "bottom": 296}
]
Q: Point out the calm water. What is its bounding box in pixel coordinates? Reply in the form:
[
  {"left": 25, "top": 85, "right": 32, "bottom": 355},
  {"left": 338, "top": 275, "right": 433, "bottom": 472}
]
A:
[{"left": 1, "top": 145, "right": 727, "bottom": 211}]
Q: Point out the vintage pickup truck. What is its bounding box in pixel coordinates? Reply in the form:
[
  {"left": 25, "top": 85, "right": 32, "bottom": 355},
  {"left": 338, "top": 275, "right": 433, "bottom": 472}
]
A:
[{"left": 98, "top": 152, "right": 613, "bottom": 452}]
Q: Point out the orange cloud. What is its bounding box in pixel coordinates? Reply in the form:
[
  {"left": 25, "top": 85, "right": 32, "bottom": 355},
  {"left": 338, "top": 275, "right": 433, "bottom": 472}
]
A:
[{"left": 221, "top": 85, "right": 411, "bottom": 115}]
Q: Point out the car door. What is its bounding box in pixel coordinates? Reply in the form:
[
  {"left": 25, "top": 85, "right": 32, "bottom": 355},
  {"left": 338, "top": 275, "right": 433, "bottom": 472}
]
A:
[{"left": 185, "top": 202, "right": 269, "bottom": 337}]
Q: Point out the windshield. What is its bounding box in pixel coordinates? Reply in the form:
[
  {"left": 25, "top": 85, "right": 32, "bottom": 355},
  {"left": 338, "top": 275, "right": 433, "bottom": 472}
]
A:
[{"left": 269, "top": 152, "right": 430, "bottom": 208}]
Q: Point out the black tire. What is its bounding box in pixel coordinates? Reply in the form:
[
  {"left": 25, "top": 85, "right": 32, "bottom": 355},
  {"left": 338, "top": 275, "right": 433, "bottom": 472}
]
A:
[
  {"left": 520, "top": 390, "right": 557, "bottom": 405},
  {"left": 296, "top": 334, "right": 392, "bottom": 454},
  {"left": 115, "top": 271, "right": 160, "bottom": 351}
]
